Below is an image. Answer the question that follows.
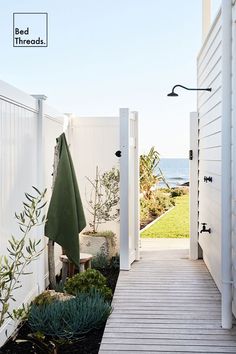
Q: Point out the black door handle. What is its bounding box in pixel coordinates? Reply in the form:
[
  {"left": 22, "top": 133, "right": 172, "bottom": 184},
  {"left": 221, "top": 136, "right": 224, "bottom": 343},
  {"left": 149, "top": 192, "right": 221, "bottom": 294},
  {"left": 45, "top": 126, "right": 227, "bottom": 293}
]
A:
[{"left": 115, "top": 150, "right": 122, "bottom": 157}]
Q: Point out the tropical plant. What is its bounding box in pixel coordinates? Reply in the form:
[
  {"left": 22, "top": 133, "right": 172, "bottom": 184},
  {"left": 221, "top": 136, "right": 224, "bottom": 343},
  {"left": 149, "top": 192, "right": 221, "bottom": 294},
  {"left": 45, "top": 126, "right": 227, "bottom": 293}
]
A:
[
  {"left": 64, "top": 269, "right": 112, "bottom": 300},
  {"left": 28, "top": 291, "right": 112, "bottom": 339},
  {"left": 140, "top": 147, "right": 169, "bottom": 199},
  {"left": 85, "top": 166, "right": 120, "bottom": 233},
  {"left": 0, "top": 187, "right": 46, "bottom": 327}
]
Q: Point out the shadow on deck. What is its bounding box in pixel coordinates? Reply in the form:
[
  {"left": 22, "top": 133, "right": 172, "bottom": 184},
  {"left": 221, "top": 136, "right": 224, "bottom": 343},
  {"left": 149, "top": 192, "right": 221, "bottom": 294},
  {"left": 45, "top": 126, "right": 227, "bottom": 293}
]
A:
[{"left": 99, "top": 239, "right": 236, "bottom": 353}]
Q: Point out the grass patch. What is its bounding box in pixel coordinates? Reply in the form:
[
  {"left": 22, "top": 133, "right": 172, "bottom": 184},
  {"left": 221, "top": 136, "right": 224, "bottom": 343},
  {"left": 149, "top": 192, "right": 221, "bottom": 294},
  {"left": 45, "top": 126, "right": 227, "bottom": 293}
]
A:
[{"left": 141, "top": 194, "right": 189, "bottom": 238}]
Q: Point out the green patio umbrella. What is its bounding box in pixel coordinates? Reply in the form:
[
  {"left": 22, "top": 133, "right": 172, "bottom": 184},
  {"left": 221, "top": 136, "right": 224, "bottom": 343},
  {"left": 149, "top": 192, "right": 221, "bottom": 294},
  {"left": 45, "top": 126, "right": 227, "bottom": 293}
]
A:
[{"left": 45, "top": 133, "right": 86, "bottom": 268}]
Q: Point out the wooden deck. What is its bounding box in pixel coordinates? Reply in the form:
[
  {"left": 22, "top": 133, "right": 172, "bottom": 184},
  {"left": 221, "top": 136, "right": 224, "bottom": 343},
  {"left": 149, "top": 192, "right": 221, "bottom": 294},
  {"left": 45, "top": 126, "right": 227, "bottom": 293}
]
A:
[{"left": 99, "top": 239, "right": 236, "bottom": 353}]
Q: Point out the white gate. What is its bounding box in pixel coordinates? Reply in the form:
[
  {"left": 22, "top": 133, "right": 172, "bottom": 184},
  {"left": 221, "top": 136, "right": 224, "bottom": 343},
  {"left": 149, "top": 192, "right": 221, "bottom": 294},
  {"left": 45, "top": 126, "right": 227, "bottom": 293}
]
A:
[{"left": 119, "top": 108, "right": 140, "bottom": 270}]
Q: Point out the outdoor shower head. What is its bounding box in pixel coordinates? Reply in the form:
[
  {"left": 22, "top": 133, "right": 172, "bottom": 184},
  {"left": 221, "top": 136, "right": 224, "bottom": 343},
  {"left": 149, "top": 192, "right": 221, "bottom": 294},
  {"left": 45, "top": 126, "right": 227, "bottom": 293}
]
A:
[
  {"left": 167, "top": 91, "right": 178, "bottom": 97},
  {"left": 167, "top": 84, "right": 212, "bottom": 97}
]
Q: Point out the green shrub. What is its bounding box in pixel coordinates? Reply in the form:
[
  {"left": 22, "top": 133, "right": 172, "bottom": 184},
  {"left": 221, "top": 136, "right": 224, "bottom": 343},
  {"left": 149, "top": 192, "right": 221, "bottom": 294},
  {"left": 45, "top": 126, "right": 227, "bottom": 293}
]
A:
[
  {"left": 32, "top": 291, "right": 55, "bottom": 306},
  {"left": 140, "top": 199, "right": 150, "bottom": 222},
  {"left": 28, "top": 291, "right": 112, "bottom": 339},
  {"left": 110, "top": 254, "right": 120, "bottom": 269},
  {"left": 140, "top": 189, "right": 175, "bottom": 225},
  {"left": 92, "top": 252, "right": 120, "bottom": 271},
  {"left": 170, "top": 187, "right": 189, "bottom": 198},
  {"left": 91, "top": 252, "right": 110, "bottom": 270},
  {"left": 64, "top": 269, "right": 112, "bottom": 300}
]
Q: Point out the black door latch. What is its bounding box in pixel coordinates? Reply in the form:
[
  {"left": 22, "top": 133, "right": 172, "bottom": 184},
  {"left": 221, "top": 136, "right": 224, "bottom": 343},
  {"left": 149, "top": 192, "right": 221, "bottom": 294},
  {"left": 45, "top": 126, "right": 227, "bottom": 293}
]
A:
[
  {"left": 204, "top": 176, "right": 213, "bottom": 183},
  {"left": 189, "top": 150, "right": 193, "bottom": 160}
]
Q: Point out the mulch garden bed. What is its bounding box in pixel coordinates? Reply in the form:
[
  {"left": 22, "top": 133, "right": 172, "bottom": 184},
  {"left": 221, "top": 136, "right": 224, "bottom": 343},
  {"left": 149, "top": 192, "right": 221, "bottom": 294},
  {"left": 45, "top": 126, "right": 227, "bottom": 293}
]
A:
[
  {"left": 0, "top": 268, "right": 119, "bottom": 354},
  {"left": 140, "top": 217, "right": 155, "bottom": 230}
]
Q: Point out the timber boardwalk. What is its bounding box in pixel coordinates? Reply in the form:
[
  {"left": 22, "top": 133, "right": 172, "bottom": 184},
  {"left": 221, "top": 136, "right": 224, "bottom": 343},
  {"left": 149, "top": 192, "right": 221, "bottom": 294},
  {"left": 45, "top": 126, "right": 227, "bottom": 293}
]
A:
[{"left": 99, "top": 239, "right": 236, "bottom": 353}]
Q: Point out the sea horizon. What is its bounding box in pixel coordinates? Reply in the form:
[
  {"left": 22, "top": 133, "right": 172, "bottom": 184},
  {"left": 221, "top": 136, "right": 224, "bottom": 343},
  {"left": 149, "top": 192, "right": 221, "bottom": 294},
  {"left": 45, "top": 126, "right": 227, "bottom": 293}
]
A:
[{"left": 157, "top": 157, "right": 189, "bottom": 188}]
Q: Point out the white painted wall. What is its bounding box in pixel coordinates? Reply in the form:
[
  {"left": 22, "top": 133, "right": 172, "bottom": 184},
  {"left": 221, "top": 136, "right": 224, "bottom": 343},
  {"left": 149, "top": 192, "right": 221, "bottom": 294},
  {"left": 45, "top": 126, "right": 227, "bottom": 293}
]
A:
[
  {"left": 68, "top": 116, "right": 120, "bottom": 239},
  {"left": 0, "top": 80, "right": 64, "bottom": 345},
  {"left": 197, "top": 9, "right": 222, "bottom": 290}
]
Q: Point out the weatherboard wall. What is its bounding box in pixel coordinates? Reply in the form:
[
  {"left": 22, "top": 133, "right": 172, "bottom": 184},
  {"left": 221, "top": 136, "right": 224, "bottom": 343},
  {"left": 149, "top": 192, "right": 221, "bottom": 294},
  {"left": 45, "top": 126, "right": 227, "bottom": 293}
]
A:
[
  {"left": 197, "top": 10, "right": 222, "bottom": 291},
  {"left": 197, "top": 6, "right": 236, "bottom": 319}
]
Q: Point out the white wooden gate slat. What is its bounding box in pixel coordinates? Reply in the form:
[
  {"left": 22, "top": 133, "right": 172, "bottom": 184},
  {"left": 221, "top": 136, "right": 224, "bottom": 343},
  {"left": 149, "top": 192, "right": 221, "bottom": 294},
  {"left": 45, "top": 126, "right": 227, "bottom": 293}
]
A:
[
  {"left": 190, "top": 112, "right": 199, "bottom": 260},
  {"left": 119, "top": 108, "right": 139, "bottom": 270}
]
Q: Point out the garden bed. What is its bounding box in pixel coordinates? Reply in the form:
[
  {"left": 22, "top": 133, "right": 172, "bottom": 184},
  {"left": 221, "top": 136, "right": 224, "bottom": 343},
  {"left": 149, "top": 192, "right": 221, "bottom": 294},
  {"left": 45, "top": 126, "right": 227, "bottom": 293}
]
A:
[
  {"left": 141, "top": 194, "right": 189, "bottom": 238},
  {"left": 140, "top": 187, "right": 189, "bottom": 230},
  {"left": 0, "top": 267, "right": 119, "bottom": 354},
  {"left": 140, "top": 206, "right": 174, "bottom": 232}
]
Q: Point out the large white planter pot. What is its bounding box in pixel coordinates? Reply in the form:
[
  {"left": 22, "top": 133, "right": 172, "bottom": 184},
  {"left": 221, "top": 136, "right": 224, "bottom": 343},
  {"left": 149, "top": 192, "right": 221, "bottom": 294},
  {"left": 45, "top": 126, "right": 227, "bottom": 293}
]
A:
[{"left": 80, "top": 234, "right": 118, "bottom": 259}]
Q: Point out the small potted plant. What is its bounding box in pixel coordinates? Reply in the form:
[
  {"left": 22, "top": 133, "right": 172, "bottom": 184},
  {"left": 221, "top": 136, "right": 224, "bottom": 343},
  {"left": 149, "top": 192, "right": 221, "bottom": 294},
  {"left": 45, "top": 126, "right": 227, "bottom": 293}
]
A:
[{"left": 80, "top": 166, "right": 120, "bottom": 259}]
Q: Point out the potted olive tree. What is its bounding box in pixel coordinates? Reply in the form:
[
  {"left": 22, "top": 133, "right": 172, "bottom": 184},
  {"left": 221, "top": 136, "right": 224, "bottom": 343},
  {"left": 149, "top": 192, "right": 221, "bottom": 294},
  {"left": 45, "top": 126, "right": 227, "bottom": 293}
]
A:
[{"left": 80, "top": 166, "right": 120, "bottom": 259}]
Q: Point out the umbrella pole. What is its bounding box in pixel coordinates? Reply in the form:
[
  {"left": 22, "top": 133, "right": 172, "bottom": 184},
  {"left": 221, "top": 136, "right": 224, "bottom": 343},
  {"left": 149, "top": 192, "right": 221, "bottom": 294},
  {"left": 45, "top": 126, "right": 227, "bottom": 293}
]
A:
[{"left": 48, "top": 143, "right": 60, "bottom": 289}]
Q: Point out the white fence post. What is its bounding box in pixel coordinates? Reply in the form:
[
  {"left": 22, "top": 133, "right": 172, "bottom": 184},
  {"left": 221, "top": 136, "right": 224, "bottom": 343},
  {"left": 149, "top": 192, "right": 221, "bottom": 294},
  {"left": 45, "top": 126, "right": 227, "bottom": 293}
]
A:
[
  {"left": 32, "top": 94, "right": 47, "bottom": 293},
  {"left": 120, "top": 108, "right": 130, "bottom": 270},
  {"left": 189, "top": 112, "right": 199, "bottom": 260},
  {"left": 133, "top": 111, "right": 140, "bottom": 261}
]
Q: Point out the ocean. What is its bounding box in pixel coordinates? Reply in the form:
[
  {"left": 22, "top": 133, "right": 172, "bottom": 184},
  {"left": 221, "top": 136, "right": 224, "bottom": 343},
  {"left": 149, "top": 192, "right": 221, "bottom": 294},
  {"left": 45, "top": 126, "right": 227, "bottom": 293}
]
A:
[{"left": 157, "top": 158, "right": 189, "bottom": 188}]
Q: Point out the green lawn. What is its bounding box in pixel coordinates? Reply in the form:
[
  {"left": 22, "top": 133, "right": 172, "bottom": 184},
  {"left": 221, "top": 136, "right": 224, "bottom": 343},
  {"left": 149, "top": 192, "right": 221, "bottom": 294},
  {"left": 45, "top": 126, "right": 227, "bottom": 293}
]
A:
[{"left": 141, "top": 194, "right": 189, "bottom": 238}]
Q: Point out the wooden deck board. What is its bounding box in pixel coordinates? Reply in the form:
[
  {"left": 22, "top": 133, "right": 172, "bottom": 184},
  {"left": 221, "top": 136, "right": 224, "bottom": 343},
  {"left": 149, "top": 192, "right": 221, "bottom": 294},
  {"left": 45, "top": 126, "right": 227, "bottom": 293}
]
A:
[{"left": 99, "top": 243, "right": 236, "bottom": 353}]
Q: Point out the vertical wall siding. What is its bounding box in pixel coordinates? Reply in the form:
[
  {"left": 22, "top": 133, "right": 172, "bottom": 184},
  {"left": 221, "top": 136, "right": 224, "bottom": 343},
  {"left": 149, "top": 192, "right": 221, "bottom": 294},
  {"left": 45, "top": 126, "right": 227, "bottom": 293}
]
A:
[
  {"left": 0, "top": 82, "right": 64, "bottom": 345},
  {"left": 0, "top": 100, "right": 38, "bottom": 248},
  {"left": 0, "top": 95, "right": 39, "bottom": 343},
  {"left": 197, "top": 11, "right": 222, "bottom": 290}
]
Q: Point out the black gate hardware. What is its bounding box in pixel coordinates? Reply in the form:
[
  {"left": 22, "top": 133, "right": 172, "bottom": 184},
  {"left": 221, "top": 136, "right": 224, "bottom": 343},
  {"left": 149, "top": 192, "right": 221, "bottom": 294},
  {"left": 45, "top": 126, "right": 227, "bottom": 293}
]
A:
[
  {"left": 189, "top": 150, "right": 193, "bottom": 160},
  {"left": 115, "top": 150, "right": 122, "bottom": 157},
  {"left": 204, "top": 176, "right": 213, "bottom": 183},
  {"left": 200, "top": 223, "right": 211, "bottom": 234}
]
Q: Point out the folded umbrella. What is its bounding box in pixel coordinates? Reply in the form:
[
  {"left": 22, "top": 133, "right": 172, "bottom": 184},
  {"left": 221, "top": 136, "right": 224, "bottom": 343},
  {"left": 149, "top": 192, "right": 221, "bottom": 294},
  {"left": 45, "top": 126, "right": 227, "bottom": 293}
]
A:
[{"left": 45, "top": 133, "right": 86, "bottom": 267}]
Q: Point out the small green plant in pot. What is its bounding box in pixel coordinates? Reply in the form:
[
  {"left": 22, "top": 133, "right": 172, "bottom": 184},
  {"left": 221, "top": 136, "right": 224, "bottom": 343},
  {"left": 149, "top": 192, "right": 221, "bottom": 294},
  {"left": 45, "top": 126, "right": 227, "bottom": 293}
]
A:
[{"left": 80, "top": 166, "right": 120, "bottom": 260}]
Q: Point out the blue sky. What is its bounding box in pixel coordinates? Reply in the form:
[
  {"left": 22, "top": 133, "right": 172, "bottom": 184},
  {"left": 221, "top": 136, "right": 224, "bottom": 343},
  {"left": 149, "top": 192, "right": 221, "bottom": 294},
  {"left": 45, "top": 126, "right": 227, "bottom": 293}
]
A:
[{"left": 0, "top": 0, "right": 221, "bottom": 157}]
